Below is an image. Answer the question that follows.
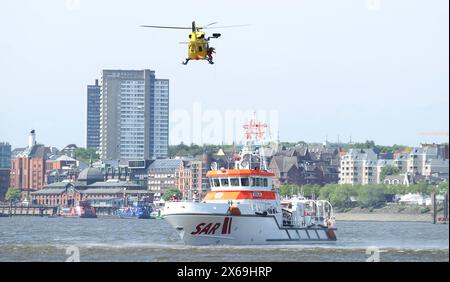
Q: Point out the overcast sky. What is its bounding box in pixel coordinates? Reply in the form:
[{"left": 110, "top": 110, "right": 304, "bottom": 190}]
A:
[{"left": 0, "top": 0, "right": 448, "bottom": 149}]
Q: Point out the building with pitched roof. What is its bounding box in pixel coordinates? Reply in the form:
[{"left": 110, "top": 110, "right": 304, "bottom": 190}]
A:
[
  {"left": 31, "top": 167, "right": 153, "bottom": 213},
  {"left": 268, "top": 156, "right": 302, "bottom": 188},
  {"left": 10, "top": 130, "right": 53, "bottom": 197}
]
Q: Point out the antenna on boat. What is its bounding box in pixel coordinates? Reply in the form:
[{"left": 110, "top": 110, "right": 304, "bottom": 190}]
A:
[{"left": 242, "top": 113, "right": 269, "bottom": 171}]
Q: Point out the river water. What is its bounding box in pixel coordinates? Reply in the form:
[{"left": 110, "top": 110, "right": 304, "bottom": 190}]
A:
[{"left": 0, "top": 217, "right": 448, "bottom": 262}]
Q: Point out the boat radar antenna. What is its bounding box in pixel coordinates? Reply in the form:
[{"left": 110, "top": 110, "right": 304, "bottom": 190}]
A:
[{"left": 237, "top": 115, "right": 269, "bottom": 171}]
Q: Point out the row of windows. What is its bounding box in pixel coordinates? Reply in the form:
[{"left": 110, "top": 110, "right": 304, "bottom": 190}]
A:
[{"left": 210, "top": 177, "right": 269, "bottom": 188}]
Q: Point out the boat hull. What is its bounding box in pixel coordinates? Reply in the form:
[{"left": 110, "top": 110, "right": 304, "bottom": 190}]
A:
[{"left": 164, "top": 213, "right": 337, "bottom": 245}]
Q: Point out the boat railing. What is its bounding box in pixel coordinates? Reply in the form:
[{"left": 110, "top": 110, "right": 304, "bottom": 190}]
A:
[
  {"left": 251, "top": 202, "right": 278, "bottom": 215},
  {"left": 282, "top": 199, "right": 335, "bottom": 227}
]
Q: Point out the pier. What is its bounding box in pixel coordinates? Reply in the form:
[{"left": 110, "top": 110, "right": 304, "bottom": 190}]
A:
[
  {"left": 0, "top": 205, "right": 58, "bottom": 217},
  {"left": 431, "top": 192, "right": 449, "bottom": 224}
]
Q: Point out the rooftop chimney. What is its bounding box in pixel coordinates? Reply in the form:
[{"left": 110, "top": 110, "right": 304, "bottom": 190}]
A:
[{"left": 28, "top": 129, "right": 36, "bottom": 148}]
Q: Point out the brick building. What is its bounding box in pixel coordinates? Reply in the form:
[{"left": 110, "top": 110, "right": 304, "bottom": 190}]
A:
[
  {"left": 31, "top": 167, "right": 153, "bottom": 210},
  {"left": 10, "top": 130, "right": 52, "bottom": 198}
]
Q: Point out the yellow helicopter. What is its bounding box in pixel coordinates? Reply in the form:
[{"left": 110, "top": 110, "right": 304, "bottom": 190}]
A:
[{"left": 141, "top": 21, "right": 248, "bottom": 65}]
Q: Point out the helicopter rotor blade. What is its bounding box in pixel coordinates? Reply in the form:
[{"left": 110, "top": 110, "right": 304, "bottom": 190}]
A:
[
  {"left": 200, "top": 24, "right": 251, "bottom": 29},
  {"left": 140, "top": 25, "right": 192, "bottom": 30},
  {"left": 204, "top": 22, "right": 219, "bottom": 27}
]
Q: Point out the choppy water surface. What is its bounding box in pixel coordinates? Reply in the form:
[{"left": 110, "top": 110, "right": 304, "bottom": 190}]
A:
[{"left": 0, "top": 217, "right": 448, "bottom": 262}]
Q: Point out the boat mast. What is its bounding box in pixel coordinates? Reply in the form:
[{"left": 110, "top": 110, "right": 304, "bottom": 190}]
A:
[{"left": 238, "top": 115, "right": 269, "bottom": 171}]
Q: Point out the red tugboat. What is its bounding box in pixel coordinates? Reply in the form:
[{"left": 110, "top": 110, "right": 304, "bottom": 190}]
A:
[{"left": 60, "top": 200, "right": 97, "bottom": 218}]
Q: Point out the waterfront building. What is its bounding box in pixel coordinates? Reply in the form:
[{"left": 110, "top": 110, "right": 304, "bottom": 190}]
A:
[
  {"left": 392, "top": 152, "right": 410, "bottom": 173},
  {"left": 383, "top": 174, "right": 411, "bottom": 186},
  {"left": 185, "top": 153, "right": 216, "bottom": 197},
  {"left": 31, "top": 167, "right": 153, "bottom": 214},
  {"left": 406, "top": 146, "right": 449, "bottom": 176},
  {"left": 10, "top": 130, "right": 52, "bottom": 197},
  {"left": 60, "top": 144, "right": 78, "bottom": 159},
  {"left": 339, "top": 149, "right": 378, "bottom": 185},
  {"left": 45, "top": 155, "right": 88, "bottom": 185},
  {"left": 150, "top": 79, "right": 170, "bottom": 159},
  {"left": 92, "top": 159, "right": 153, "bottom": 188},
  {"left": 148, "top": 159, "right": 191, "bottom": 200},
  {"left": 422, "top": 158, "right": 449, "bottom": 177},
  {"left": 99, "top": 70, "right": 169, "bottom": 162},
  {"left": 268, "top": 156, "right": 302, "bottom": 188},
  {"left": 86, "top": 79, "right": 101, "bottom": 150},
  {"left": 268, "top": 144, "right": 340, "bottom": 188},
  {"left": 376, "top": 159, "right": 395, "bottom": 184},
  {"left": 0, "top": 142, "right": 11, "bottom": 169},
  {"left": 0, "top": 168, "right": 10, "bottom": 201},
  {"left": 0, "top": 142, "right": 11, "bottom": 201},
  {"left": 188, "top": 160, "right": 202, "bottom": 194}
]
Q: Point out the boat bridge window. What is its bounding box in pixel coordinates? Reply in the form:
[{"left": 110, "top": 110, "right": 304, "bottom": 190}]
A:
[
  {"left": 251, "top": 178, "right": 261, "bottom": 187},
  {"left": 230, "top": 178, "right": 240, "bottom": 187},
  {"left": 212, "top": 179, "right": 220, "bottom": 187},
  {"left": 251, "top": 177, "right": 269, "bottom": 187},
  {"left": 220, "top": 178, "right": 229, "bottom": 187},
  {"left": 240, "top": 177, "right": 250, "bottom": 187}
]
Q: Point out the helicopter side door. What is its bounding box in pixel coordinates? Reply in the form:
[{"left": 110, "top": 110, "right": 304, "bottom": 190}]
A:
[{"left": 188, "top": 31, "right": 207, "bottom": 60}]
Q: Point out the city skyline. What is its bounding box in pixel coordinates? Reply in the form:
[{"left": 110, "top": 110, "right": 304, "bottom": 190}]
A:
[{"left": 0, "top": 0, "right": 448, "bottom": 149}]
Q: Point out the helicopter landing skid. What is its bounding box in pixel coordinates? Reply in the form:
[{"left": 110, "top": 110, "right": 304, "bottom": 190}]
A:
[{"left": 182, "top": 59, "right": 190, "bottom": 65}]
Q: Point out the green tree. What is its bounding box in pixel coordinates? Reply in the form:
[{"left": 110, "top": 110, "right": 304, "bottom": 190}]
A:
[
  {"left": 356, "top": 185, "right": 386, "bottom": 208},
  {"left": 329, "top": 185, "right": 357, "bottom": 209},
  {"left": 162, "top": 188, "right": 182, "bottom": 201},
  {"left": 168, "top": 143, "right": 237, "bottom": 158},
  {"left": 384, "top": 184, "right": 408, "bottom": 196},
  {"left": 5, "top": 187, "right": 21, "bottom": 202},
  {"left": 410, "top": 182, "right": 431, "bottom": 194},
  {"left": 319, "top": 184, "right": 335, "bottom": 201},
  {"left": 349, "top": 141, "right": 409, "bottom": 155},
  {"left": 301, "top": 184, "right": 321, "bottom": 198},
  {"left": 279, "top": 184, "right": 300, "bottom": 197},
  {"left": 74, "top": 148, "right": 99, "bottom": 164},
  {"left": 437, "top": 182, "right": 449, "bottom": 194},
  {"left": 380, "top": 165, "right": 400, "bottom": 181}
]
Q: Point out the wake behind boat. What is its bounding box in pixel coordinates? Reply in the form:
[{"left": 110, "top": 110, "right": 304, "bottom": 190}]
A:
[{"left": 163, "top": 118, "right": 337, "bottom": 245}]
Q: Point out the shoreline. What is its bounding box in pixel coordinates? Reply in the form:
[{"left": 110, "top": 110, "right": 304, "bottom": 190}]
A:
[{"left": 335, "top": 212, "right": 434, "bottom": 222}]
